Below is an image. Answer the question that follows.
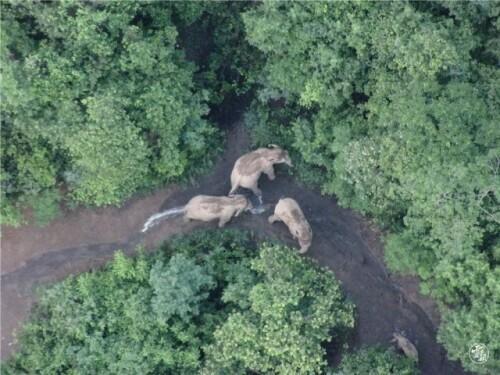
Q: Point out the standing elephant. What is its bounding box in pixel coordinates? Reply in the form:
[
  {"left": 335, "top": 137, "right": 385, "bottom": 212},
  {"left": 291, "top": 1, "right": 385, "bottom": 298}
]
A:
[
  {"left": 268, "top": 197, "right": 312, "bottom": 253},
  {"left": 183, "top": 194, "right": 252, "bottom": 227},
  {"left": 229, "top": 145, "right": 292, "bottom": 199}
]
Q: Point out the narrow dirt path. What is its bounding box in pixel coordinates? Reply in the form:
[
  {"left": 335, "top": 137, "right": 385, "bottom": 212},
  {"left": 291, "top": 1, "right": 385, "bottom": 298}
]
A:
[{"left": 1, "top": 125, "right": 467, "bottom": 374}]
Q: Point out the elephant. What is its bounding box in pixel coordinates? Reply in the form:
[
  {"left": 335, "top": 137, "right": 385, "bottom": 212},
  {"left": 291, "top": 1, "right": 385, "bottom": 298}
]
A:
[
  {"left": 183, "top": 194, "right": 252, "bottom": 227},
  {"left": 268, "top": 197, "right": 312, "bottom": 253},
  {"left": 391, "top": 333, "right": 419, "bottom": 362},
  {"left": 229, "top": 145, "right": 292, "bottom": 200}
]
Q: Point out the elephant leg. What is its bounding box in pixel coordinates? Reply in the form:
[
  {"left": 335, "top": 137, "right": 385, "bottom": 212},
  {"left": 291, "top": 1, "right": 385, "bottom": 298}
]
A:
[
  {"left": 249, "top": 185, "right": 263, "bottom": 204},
  {"left": 257, "top": 194, "right": 263, "bottom": 205},
  {"left": 298, "top": 245, "right": 309, "bottom": 254},
  {"left": 298, "top": 240, "right": 310, "bottom": 254},
  {"left": 268, "top": 214, "right": 280, "bottom": 224},
  {"left": 183, "top": 215, "right": 191, "bottom": 223},
  {"left": 250, "top": 185, "right": 262, "bottom": 197},
  {"left": 264, "top": 166, "right": 275, "bottom": 180},
  {"left": 218, "top": 215, "right": 231, "bottom": 228}
]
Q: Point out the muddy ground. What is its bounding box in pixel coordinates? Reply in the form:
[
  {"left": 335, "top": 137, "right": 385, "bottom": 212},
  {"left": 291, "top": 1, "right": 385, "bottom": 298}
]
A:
[{"left": 1, "top": 124, "right": 467, "bottom": 374}]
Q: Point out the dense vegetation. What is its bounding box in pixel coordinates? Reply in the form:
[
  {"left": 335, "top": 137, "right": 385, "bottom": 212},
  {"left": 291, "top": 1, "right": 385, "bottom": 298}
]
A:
[
  {"left": 3, "top": 230, "right": 359, "bottom": 374},
  {"left": 329, "top": 346, "right": 419, "bottom": 375},
  {"left": 2, "top": 1, "right": 498, "bottom": 373},
  {"left": 1, "top": 1, "right": 226, "bottom": 224},
  {"left": 242, "top": 2, "right": 499, "bottom": 373},
  {"left": 0, "top": 1, "right": 264, "bottom": 225}
]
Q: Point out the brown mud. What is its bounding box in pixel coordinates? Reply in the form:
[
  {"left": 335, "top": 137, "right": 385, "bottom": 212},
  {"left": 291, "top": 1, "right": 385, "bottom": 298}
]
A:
[{"left": 1, "top": 124, "right": 467, "bottom": 374}]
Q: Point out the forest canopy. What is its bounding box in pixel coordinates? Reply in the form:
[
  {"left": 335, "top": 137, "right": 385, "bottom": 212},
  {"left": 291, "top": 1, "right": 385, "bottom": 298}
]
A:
[
  {"left": 242, "top": 1, "right": 499, "bottom": 373},
  {"left": 3, "top": 230, "right": 362, "bottom": 374},
  {"left": 1, "top": 0, "right": 222, "bottom": 221},
  {"left": 1, "top": 1, "right": 498, "bottom": 374}
]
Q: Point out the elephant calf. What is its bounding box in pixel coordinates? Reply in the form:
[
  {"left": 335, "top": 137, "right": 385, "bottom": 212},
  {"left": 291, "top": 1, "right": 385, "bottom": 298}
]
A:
[
  {"left": 268, "top": 198, "right": 312, "bottom": 253},
  {"left": 229, "top": 145, "right": 292, "bottom": 199},
  {"left": 184, "top": 194, "right": 252, "bottom": 227}
]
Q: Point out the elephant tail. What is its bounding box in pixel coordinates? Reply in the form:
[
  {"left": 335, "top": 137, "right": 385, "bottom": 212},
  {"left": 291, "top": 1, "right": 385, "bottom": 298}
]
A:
[{"left": 228, "top": 180, "right": 239, "bottom": 196}]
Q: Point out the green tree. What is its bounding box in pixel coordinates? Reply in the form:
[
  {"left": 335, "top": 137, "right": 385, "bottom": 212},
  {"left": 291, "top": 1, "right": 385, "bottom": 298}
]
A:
[
  {"left": 150, "top": 254, "right": 214, "bottom": 321},
  {"left": 437, "top": 264, "right": 500, "bottom": 375},
  {"left": 64, "top": 95, "right": 150, "bottom": 206},
  {"left": 329, "top": 347, "right": 420, "bottom": 375},
  {"left": 203, "top": 244, "right": 355, "bottom": 374}
]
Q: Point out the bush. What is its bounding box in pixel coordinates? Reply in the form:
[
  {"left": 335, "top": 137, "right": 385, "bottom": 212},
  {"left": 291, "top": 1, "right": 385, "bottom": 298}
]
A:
[
  {"left": 21, "top": 189, "right": 61, "bottom": 227},
  {"left": 0, "top": 191, "right": 23, "bottom": 227}
]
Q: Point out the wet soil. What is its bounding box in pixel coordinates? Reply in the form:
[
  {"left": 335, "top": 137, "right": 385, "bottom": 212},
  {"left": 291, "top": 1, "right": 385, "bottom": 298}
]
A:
[{"left": 1, "top": 124, "right": 467, "bottom": 374}]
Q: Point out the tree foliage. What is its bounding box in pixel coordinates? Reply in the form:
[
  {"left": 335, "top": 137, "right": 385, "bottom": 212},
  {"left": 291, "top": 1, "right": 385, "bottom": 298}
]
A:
[
  {"left": 329, "top": 347, "right": 420, "bottom": 375},
  {"left": 149, "top": 253, "right": 214, "bottom": 321},
  {"left": 1, "top": 0, "right": 220, "bottom": 222},
  {"left": 2, "top": 1, "right": 498, "bottom": 372},
  {"left": 192, "top": 2, "right": 264, "bottom": 107},
  {"left": 3, "top": 230, "right": 355, "bottom": 374},
  {"left": 203, "top": 244, "right": 355, "bottom": 374},
  {"left": 243, "top": 1, "right": 499, "bottom": 373}
]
